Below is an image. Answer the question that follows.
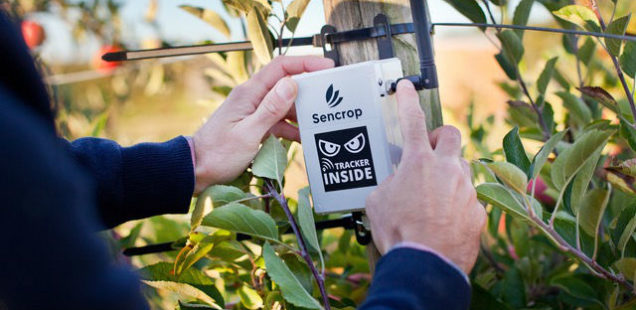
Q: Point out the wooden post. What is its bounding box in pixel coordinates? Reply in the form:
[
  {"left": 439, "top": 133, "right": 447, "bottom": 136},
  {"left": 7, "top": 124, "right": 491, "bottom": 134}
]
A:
[{"left": 322, "top": 0, "right": 444, "bottom": 270}]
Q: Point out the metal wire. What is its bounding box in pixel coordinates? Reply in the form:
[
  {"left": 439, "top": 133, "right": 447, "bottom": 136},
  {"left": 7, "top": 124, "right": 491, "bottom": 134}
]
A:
[{"left": 432, "top": 22, "right": 636, "bottom": 42}]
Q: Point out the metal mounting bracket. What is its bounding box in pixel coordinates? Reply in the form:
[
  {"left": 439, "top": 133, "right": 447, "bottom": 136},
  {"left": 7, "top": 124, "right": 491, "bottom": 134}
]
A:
[
  {"left": 374, "top": 14, "right": 395, "bottom": 59},
  {"left": 352, "top": 212, "right": 372, "bottom": 245},
  {"left": 320, "top": 25, "right": 340, "bottom": 66}
]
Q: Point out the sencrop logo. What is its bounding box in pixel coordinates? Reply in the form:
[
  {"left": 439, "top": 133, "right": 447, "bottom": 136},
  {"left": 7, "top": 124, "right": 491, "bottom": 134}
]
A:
[
  {"left": 325, "top": 84, "right": 343, "bottom": 108},
  {"left": 312, "top": 84, "right": 362, "bottom": 124}
]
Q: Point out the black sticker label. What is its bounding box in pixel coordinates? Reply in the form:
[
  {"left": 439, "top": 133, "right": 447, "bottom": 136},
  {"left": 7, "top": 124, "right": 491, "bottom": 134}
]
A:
[{"left": 314, "top": 126, "right": 377, "bottom": 192}]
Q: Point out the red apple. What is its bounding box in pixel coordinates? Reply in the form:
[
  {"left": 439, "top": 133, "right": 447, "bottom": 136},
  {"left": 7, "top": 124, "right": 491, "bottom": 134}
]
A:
[
  {"left": 21, "top": 20, "right": 45, "bottom": 49},
  {"left": 93, "top": 45, "right": 123, "bottom": 73},
  {"left": 527, "top": 177, "right": 555, "bottom": 205}
]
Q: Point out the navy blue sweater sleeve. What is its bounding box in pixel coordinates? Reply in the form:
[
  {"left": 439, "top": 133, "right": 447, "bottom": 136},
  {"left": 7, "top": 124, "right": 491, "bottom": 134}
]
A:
[
  {"left": 360, "top": 248, "right": 471, "bottom": 310},
  {"left": 64, "top": 136, "right": 195, "bottom": 228},
  {"left": 0, "top": 91, "right": 149, "bottom": 310}
]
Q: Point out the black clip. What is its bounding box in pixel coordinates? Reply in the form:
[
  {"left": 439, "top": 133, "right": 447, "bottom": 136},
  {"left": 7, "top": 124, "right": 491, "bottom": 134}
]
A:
[
  {"left": 320, "top": 25, "right": 340, "bottom": 66},
  {"left": 352, "top": 212, "right": 372, "bottom": 245},
  {"left": 374, "top": 14, "right": 395, "bottom": 59}
]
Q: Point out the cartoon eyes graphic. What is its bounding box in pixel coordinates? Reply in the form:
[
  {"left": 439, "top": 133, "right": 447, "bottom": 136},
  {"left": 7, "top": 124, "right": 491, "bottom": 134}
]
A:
[
  {"left": 344, "top": 133, "right": 365, "bottom": 153},
  {"left": 318, "top": 140, "right": 341, "bottom": 157},
  {"left": 318, "top": 133, "right": 366, "bottom": 157}
]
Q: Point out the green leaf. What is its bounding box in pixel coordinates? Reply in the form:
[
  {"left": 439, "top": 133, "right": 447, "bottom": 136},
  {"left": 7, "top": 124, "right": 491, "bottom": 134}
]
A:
[
  {"left": 618, "top": 216, "right": 636, "bottom": 256},
  {"left": 620, "top": 41, "right": 636, "bottom": 78},
  {"left": 202, "top": 202, "right": 279, "bottom": 242},
  {"left": 607, "top": 158, "right": 636, "bottom": 177},
  {"left": 578, "top": 38, "right": 596, "bottom": 66},
  {"left": 178, "top": 301, "right": 218, "bottom": 310},
  {"left": 226, "top": 51, "right": 249, "bottom": 83},
  {"left": 620, "top": 120, "right": 636, "bottom": 152},
  {"left": 606, "top": 168, "right": 636, "bottom": 195},
  {"left": 223, "top": 0, "right": 257, "bottom": 12},
  {"left": 285, "top": 0, "right": 310, "bottom": 32},
  {"left": 252, "top": 135, "right": 288, "bottom": 185},
  {"left": 192, "top": 186, "right": 246, "bottom": 230},
  {"left": 553, "top": 211, "right": 579, "bottom": 247},
  {"left": 577, "top": 188, "right": 610, "bottom": 236},
  {"left": 578, "top": 86, "right": 618, "bottom": 113},
  {"left": 549, "top": 275, "right": 602, "bottom": 306},
  {"left": 442, "top": 0, "right": 487, "bottom": 25},
  {"left": 512, "top": 0, "right": 534, "bottom": 39},
  {"left": 487, "top": 162, "right": 528, "bottom": 194},
  {"left": 174, "top": 232, "right": 228, "bottom": 276},
  {"left": 500, "top": 267, "right": 526, "bottom": 308},
  {"left": 497, "top": 30, "right": 525, "bottom": 64},
  {"left": 550, "top": 129, "right": 612, "bottom": 190},
  {"left": 531, "top": 130, "right": 566, "bottom": 179},
  {"left": 553, "top": 69, "right": 571, "bottom": 91},
  {"left": 140, "top": 263, "right": 221, "bottom": 301},
  {"left": 614, "top": 258, "right": 636, "bottom": 282},
  {"left": 281, "top": 254, "right": 314, "bottom": 294},
  {"left": 246, "top": 7, "right": 273, "bottom": 64},
  {"left": 143, "top": 281, "right": 222, "bottom": 309},
  {"left": 195, "top": 185, "right": 250, "bottom": 226},
  {"left": 570, "top": 148, "right": 602, "bottom": 214},
  {"left": 139, "top": 262, "right": 224, "bottom": 308},
  {"left": 180, "top": 6, "right": 231, "bottom": 38},
  {"left": 496, "top": 52, "right": 518, "bottom": 80},
  {"left": 503, "top": 127, "right": 531, "bottom": 176},
  {"left": 470, "top": 284, "right": 512, "bottom": 310},
  {"left": 489, "top": 0, "right": 507, "bottom": 5},
  {"left": 262, "top": 243, "right": 322, "bottom": 309},
  {"left": 120, "top": 222, "right": 143, "bottom": 249},
  {"left": 238, "top": 284, "right": 264, "bottom": 310},
  {"left": 208, "top": 240, "right": 247, "bottom": 261},
  {"left": 477, "top": 183, "right": 529, "bottom": 220},
  {"left": 605, "top": 14, "right": 631, "bottom": 57},
  {"left": 297, "top": 187, "right": 324, "bottom": 271},
  {"left": 553, "top": 5, "right": 600, "bottom": 32},
  {"left": 557, "top": 91, "right": 592, "bottom": 126},
  {"left": 537, "top": 57, "right": 558, "bottom": 96}
]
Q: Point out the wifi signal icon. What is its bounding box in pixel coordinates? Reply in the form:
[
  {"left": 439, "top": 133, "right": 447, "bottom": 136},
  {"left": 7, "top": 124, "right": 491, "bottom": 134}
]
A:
[{"left": 321, "top": 158, "right": 335, "bottom": 171}]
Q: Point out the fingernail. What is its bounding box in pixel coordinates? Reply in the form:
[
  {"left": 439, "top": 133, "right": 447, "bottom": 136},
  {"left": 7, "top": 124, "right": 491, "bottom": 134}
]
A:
[
  {"left": 276, "top": 78, "right": 297, "bottom": 101},
  {"left": 397, "top": 79, "right": 415, "bottom": 90}
]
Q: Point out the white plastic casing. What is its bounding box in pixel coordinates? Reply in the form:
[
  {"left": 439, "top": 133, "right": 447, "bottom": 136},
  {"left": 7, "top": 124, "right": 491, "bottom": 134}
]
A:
[{"left": 293, "top": 58, "right": 404, "bottom": 214}]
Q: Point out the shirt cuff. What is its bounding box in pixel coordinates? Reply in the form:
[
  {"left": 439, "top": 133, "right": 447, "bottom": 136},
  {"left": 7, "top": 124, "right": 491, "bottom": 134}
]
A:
[
  {"left": 389, "top": 241, "right": 470, "bottom": 284},
  {"left": 185, "top": 136, "right": 196, "bottom": 175}
]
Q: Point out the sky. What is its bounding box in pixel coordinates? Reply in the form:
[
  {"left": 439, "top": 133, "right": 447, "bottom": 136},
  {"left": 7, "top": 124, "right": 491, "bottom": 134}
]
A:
[{"left": 32, "top": 0, "right": 553, "bottom": 64}]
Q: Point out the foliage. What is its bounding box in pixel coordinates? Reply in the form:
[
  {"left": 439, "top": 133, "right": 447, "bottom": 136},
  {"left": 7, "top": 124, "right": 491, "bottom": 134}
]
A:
[
  {"left": 12, "top": 0, "right": 636, "bottom": 309},
  {"left": 465, "top": 1, "right": 636, "bottom": 309}
]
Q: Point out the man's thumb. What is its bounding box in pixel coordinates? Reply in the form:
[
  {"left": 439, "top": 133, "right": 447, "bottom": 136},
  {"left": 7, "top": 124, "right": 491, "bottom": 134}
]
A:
[
  {"left": 244, "top": 77, "right": 297, "bottom": 136},
  {"left": 396, "top": 80, "right": 431, "bottom": 159}
]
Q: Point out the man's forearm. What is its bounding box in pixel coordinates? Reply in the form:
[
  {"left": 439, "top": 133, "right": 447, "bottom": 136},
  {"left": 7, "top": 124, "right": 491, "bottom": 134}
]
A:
[
  {"left": 64, "top": 136, "right": 195, "bottom": 228},
  {"left": 359, "top": 248, "right": 471, "bottom": 310}
]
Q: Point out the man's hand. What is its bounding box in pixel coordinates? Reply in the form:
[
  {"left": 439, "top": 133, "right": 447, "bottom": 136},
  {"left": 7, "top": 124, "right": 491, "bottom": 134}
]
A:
[
  {"left": 365, "top": 80, "right": 486, "bottom": 274},
  {"left": 192, "top": 56, "right": 334, "bottom": 193}
]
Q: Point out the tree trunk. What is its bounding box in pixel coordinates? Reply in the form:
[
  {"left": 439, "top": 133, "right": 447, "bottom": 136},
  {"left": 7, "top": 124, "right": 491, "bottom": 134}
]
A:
[
  {"left": 322, "top": 0, "right": 444, "bottom": 270},
  {"left": 322, "top": 0, "right": 443, "bottom": 130}
]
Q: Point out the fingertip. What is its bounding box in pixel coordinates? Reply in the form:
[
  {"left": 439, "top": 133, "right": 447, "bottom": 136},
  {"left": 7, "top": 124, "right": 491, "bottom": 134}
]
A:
[
  {"left": 308, "top": 56, "right": 336, "bottom": 71},
  {"left": 397, "top": 79, "right": 416, "bottom": 92},
  {"left": 275, "top": 77, "right": 298, "bottom": 102},
  {"left": 316, "top": 56, "right": 335, "bottom": 67},
  {"left": 395, "top": 80, "right": 420, "bottom": 113}
]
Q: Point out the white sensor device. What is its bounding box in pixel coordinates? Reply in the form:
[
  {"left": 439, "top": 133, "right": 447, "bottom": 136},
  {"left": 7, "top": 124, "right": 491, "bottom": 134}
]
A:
[{"left": 293, "top": 58, "right": 404, "bottom": 214}]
